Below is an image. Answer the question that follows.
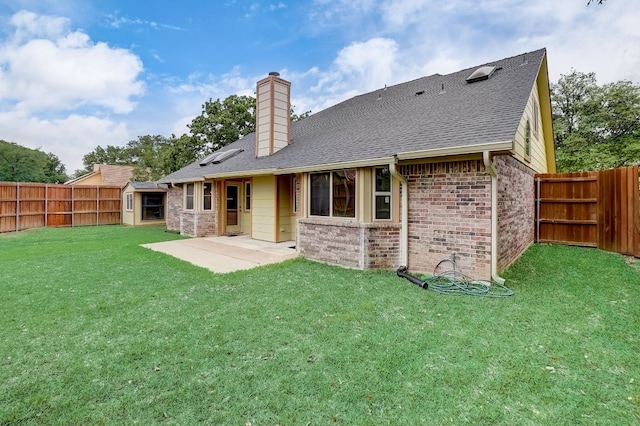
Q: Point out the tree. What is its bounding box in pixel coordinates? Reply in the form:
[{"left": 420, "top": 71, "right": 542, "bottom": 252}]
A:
[
  {"left": 291, "top": 108, "right": 312, "bottom": 122},
  {"left": 79, "top": 145, "right": 131, "bottom": 176},
  {"left": 160, "top": 134, "right": 202, "bottom": 175},
  {"left": 188, "top": 95, "right": 256, "bottom": 154},
  {"left": 44, "top": 153, "right": 69, "bottom": 183},
  {"left": 77, "top": 94, "right": 313, "bottom": 179},
  {"left": 0, "top": 140, "right": 69, "bottom": 183},
  {"left": 551, "top": 71, "right": 640, "bottom": 171},
  {"left": 125, "top": 135, "right": 168, "bottom": 181}
]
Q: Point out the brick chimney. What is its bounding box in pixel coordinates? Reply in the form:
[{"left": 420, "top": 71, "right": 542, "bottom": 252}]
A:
[{"left": 255, "top": 72, "right": 291, "bottom": 157}]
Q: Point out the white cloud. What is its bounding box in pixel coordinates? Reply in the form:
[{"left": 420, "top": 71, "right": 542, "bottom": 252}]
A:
[
  {"left": 0, "top": 10, "right": 144, "bottom": 114},
  {"left": 0, "top": 110, "right": 129, "bottom": 173},
  {"left": 307, "top": 0, "right": 640, "bottom": 86},
  {"left": 0, "top": 10, "right": 145, "bottom": 172}
]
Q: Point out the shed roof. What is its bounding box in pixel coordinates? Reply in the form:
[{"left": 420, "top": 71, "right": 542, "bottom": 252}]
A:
[
  {"left": 124, "top": 181, "right": 167, "bottom": 192},
  {"left": 159, "top": 48, "right": 546, "bottom": 183}
]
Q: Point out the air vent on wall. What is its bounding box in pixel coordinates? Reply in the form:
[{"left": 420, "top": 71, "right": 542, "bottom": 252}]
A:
[{"left": 466, "top": 65, "right": 497, "bottom": 83}]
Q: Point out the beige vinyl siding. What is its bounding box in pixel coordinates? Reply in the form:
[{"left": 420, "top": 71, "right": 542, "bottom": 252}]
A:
[
  {"left": 277, "top": 176, "right": 293, "bottom": 241},
  {"left": 358, "top": 168, "right": 373, "bottom": 222},
  {"left": 73, "top": 173, "right": 102, "bottom": 186},
  {"left": 513, "top": 82, "right": 549, "bottom": 173},
  {"left": 256, "top": 82, "right": 272, "bottom": 157},
  {"left": 242, "top": 180, "right": 252, "bottom": 237},
  {"left": 251, "top": 175, "right": 277, "bottom": 242},
  {"left": 272, "top": 84, "right": 290, "bottom": 152},
  {"left": 122, "top": 186, "right": 135, "bottom": 225},
  {"left": 255, "top": 77, "right": 290, "bottom": 157}
]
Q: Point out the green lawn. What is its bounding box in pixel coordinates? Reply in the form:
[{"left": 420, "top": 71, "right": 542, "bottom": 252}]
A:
[{"left": 1, "top": 226, "right": 639, "bottom": 425}]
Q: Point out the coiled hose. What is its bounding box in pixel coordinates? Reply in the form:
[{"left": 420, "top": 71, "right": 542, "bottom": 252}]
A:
[{"left": 397, "top": 253, "right": 514, "bottom": 297}]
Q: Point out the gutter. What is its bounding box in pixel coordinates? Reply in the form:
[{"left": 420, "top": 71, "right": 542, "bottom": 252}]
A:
[
  {"left": 389, "top": 157, "right": 408, "bottom": 267},
  {"left": 482, "top": 151, "right": 506, "bottom": 285}
]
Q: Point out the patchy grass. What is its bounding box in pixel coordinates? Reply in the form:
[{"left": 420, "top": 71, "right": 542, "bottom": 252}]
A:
[{"left": 1, "top": 227, "right": 639, "bottom": 425}]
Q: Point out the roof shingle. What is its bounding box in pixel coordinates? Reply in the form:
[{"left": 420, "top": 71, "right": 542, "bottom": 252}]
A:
[{"left": 160, "top": 48, "right": 545, "bottom": 183}]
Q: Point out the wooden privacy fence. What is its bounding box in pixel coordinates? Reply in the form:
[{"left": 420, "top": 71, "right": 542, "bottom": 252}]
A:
[
  {"left": 0, "top": 182, "right": 122, "bottom": 233},
  {"left": 535, "top": 165, "right": 640, "bottom": 257}
]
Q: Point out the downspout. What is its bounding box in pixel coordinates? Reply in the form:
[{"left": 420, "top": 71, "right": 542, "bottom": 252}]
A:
[
  {"left": 482, "top": 151, "right": 506, "bottom": 285},
  {"left": 389, "top": 157, "right": 408, "bottom": 267}
]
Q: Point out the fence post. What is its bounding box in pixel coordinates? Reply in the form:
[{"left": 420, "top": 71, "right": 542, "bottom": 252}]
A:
[
  {"left": 45, "top": 184, "right": 48, "bottom": 228},
  {"left": 536, "top": 177, "right": 541, "bottom": 243},
  {"left": 16, "top": 182, "right": 20, "bottom": 232},
  {"left": 96, "top": 185, "right": 100, "bottom": 225}
]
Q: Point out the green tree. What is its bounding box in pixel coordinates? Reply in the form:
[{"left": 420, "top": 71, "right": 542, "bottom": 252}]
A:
[
  {"left": 291, "top": 108, "right": 311, "bottom": 122},
  {"left": 551, "top": 71, "right": 640, "bottom": 171},
  {"left": 0, "top": 140, "right": 68, "bottom": 183},
  {"left": 125, "top": 135, "right": 168, "bottom": 181},
  {"left": 160, "top": 133, "right": 202, "bottom": 175},
  {"left": 76, "top": 94, "right": 313, "bottom": 179},
  {"left": 188, "top": 95, "right": 256, "bottom": 153},
  {"left": 79, "top": 145, "right": 131, "bottom": 175},
  {"left": 44, "top": 152, "right": 69, "bottom": 183}
]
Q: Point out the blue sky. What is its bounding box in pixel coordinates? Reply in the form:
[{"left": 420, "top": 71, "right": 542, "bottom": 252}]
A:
[{"left": 1, "top": 0, "right": 639, "bottom": 174}]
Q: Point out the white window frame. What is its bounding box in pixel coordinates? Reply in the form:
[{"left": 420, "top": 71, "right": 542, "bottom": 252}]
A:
[
  {"left": 374, "top": 167, "right": 392, "bottom": 221},
  {"left": 185, "top": 183, "right": 195, "bottom": 210},
  {"left": 203, "top": 182, "right": 213, "bottom": 211},
  {"left": 125, "top": 193, "right": 133, "bottom": 211},
  {"left": 532, "top": 99, "right": 540, "bottom": 135},
  {"left": 524, "top": 119, "right": 531, "bottom": 161},
  {"left": 244, "top": 181, "right": 251, "bottom": 211}
]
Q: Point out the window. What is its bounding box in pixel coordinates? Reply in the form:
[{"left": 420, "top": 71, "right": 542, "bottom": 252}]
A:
[
  {"left": 125, "top": 193, "right": 133, "bottom": 211},
  {"left": 142, "top": 193, "right": 164, "bottom": 220},
  {"left": 524, "top": 119, "right": 531, "bottom": 160},
  {"left": 310, "top": 170, "right": 356, "bottom": 218},
  {"left": 292, "top": 177, "right": 298, "bottom": 214},
  {"left": 203, "top": 182, "right": 212, "bottom": 210},
  {"left": 185, "top": 183, "right": 194, "bottom": 210},
  {"left": 374, "top": 167, "right": 391, "bottom": 220},
  {"left": 532, "top": 100, "right": 539, "bottom": 134},
  {"left": 245, "top": 181, "right": 251, "bottom": 211}
]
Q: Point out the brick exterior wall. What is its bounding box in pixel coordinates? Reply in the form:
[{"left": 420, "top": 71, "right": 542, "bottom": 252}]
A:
[
  {"left": 297, "top": 218, "right": 401, "bottom": 269},
  {"left": 165, "top": 183, "right": 219, "bottom": 237},
  {"left": 166, "top": 186, "right": 182, "bottom": 232},
  {"left": 494, "top": 155, "right": 535, "bottom": 272},
  {"left": 400, "top": 160, "right": 492, "bottom": 279}
]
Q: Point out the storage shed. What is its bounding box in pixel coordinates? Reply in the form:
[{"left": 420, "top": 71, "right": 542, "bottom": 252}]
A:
[{"left": 122, "top": 182, "right": 167, "bottom": 227}]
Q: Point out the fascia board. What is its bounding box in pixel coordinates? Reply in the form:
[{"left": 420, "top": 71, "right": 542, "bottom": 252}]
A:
[
  {"left": 395, "top": 141, "right": 514, "bottom": 161},
  {"left": 274, "top": 157, "right": 396, "bottom": 174}
]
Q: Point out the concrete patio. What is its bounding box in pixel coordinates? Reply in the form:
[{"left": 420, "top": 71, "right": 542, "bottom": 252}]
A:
[{"left": 142, "top": 235, "right": 298, "bottom": 273}]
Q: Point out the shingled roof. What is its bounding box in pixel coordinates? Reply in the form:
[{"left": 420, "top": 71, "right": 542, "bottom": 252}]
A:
[{"left": 159, "top": 48, "right": 546, "bottom": 183}]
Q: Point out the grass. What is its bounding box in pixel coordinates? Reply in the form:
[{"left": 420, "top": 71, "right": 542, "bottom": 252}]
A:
[{"left": 1, "top": 226, "right": 640, "bottom": 425}]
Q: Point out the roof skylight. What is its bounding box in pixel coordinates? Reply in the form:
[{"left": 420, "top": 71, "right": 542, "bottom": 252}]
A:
[
  {"left": 198, "top": 148, "right": 244, "bottom": 166},
  {"left": 466, "top": 65, "right": 497, "bottom": 83}
]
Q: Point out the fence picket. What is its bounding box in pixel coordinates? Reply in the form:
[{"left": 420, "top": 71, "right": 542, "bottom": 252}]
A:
[
  {"left": 0, "top": 182, "right": 121, "bottom": 233},
  {"left": 535, "top": 166, "right": 640, "bottom": 257}
]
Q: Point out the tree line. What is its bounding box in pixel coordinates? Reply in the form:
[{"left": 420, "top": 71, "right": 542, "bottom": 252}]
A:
[
  {"left": 1, "top": 69, "right": 638, "bottom": 183},
  {"left": 77, "top": 95, "right": 310, "bottom": 181},
  {"left": 0, "top": 141, "right": 68, "bottom": 183}
]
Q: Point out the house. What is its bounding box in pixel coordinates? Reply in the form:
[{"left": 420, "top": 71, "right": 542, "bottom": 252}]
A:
[
  {"left": 66, "top": 164, "right": 135, "bottom": 188},
  {"left": 158, "top": 48, "right": 555, "bottom": 280},
  {"left": 122, "top": 182, "right": 167, "bottom": 227}
]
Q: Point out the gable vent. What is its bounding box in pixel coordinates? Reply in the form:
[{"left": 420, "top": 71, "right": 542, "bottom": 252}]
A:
[
  {"left": 199, "top": 148, "right": 244, "bottom": 166},
  {"left": 466, "top": 65, "right": 497, "bottom": 83}
]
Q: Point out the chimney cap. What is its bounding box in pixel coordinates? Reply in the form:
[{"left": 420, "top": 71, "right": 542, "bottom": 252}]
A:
[{"left": 268, "top": 71, "right": 280, "bottom": 77}]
